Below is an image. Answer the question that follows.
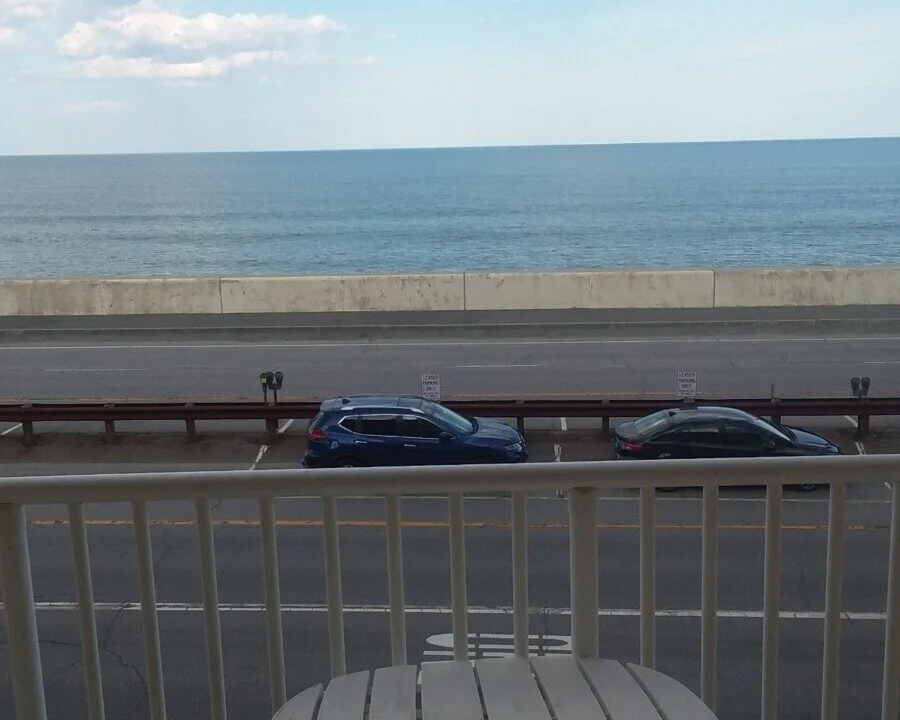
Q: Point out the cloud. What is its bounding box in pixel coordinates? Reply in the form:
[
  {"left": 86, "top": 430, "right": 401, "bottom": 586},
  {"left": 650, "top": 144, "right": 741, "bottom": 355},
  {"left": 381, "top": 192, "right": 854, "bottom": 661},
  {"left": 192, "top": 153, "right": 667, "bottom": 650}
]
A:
[
  {"left": 357, "top": 54, "right": 377, "bottom": 66},
  {"left": 69, "top": 49, "right": 288, "bottom": 79},
  {"left": 58, "top": 0, "right": 342, "bottom": 58},
  {"left": 0, "top": 25, "right": 20, "bottom": 44},
  {"left": 57, "top": 98, "right": 133, "bottom": 114},
  {"left": 0, "top": 0, "right": 58, "bottom": 23}
]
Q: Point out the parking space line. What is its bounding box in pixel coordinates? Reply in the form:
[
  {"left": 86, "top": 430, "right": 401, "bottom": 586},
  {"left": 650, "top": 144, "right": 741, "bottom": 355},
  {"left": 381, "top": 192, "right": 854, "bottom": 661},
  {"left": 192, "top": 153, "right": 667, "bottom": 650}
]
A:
[
  {"left": 1, "top": 423, "right": 22, "bottom": 436},
  {"left": 559, "top": 417, "right": 567, "bottom": 432},
  {"left": 249, "top": 419, "right": 296, "bottom": 470}
]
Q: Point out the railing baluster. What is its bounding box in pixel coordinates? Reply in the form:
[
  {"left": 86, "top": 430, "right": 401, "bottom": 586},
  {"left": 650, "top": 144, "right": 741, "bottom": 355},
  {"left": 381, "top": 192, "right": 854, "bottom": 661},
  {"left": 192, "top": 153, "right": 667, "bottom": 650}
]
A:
[
  {"left": 569, "top": 487, "right": 599, "bottom": 658},
  {"left": 448, "top": 492, "right": 468, "bottom": 661},
  {"left": 762, "top": 483, "right": 783, "bottom": 720},
  {"left": 639, "top": 486, "right": 656, "bottom": 668},
  {"left": 821, "top": 482, "right": 846, "bottom": 720},
  {"left": 385, "top": 494, "right": 407, "bottom": 666},
  {"left": 132, "top": 500, "right": 167, "bottom": 720},
  {"left": 68, "top": 502, "right": 105, "bottom": 720},
  {"left": 0, "top": 503, "right": 47, "bottom": 720},
  {"left": 511, "top": 491, "right": 529, "bottom": 658},
  {"left": 701, "top": 483, "right": 719, "bottom": 712},
  {"left": 258, "top": 498, "right": 286, "bottom": 711},
  {"left": 195, "top": 500, "right": 227, "bottom": 720},
  {"left": 882, "top": 481, "right": 900, "bottom": 720},
  {"left": 322, "top": 496, "right": 346, "bottom": 676}
]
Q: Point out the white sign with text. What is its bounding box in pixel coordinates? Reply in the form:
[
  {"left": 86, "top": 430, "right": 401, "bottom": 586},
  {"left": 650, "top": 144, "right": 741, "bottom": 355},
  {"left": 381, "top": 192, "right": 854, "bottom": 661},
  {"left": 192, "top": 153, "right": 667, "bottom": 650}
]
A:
[
  {"left": 422, "top": 372, "right": 442, "bottom": 400},
  {"left": 676, "top": 371, "right": 697, "bottom": 399}
]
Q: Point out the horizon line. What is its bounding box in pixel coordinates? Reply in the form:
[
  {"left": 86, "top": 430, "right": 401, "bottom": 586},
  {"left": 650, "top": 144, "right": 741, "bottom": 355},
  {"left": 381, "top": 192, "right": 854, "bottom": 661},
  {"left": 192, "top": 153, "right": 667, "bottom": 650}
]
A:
[{"left": 3, "top": 134, "right": 899, "bottom": 160}]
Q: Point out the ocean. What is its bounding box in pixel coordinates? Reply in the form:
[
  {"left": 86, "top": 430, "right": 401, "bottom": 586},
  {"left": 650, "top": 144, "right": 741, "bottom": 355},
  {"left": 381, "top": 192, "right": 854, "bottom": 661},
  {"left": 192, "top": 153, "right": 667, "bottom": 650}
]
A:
[{"left": 0, "top": 138, "right": 898, "bottom": 279}]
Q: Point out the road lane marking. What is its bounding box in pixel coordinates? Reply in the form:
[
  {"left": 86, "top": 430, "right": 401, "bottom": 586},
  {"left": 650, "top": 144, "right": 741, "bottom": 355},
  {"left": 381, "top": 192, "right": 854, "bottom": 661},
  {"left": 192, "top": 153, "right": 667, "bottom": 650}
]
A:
[
  {"left": 25, "top": 518, "right": 880, "bottom": 531},
  {"left": 4, "top": 336, "right": 900, "bottom": 351},
  {"left": 560, "top": 417, "right": 568, "bottom": 432},
  {"left": 450, "top": 364, "right": 542, "bottom": 369},
  {"left": 844, "top": 415, "right": 858, "bottom": 428},
  {"left": 43, "top": 368, "right": 149, "bottom": 372},
  {"left": 5, "top": 601, "right": 887, "bottom": 621},
  {"left": 249, "top": 419, "right": 296, "bottom": 470},
  {"left": 1, "top": 423, "right": 22, "bottom": 436}
]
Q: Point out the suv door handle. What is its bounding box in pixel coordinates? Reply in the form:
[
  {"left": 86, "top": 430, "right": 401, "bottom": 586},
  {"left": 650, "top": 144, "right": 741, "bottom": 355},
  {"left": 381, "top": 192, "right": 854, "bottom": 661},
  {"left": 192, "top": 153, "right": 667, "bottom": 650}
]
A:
[
  {"left": 353, "top": 440, "right": 368, "bottom": 445},
  {"left": 403, "top": 443, "right": 416, "bottom": 449}
]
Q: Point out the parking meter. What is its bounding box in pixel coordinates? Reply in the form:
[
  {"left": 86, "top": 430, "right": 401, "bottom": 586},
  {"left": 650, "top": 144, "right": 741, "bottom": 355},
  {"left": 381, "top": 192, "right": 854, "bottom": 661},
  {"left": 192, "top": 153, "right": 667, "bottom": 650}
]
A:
[{"left": 272, "top": 371, "right": 284, "bottom": 402}]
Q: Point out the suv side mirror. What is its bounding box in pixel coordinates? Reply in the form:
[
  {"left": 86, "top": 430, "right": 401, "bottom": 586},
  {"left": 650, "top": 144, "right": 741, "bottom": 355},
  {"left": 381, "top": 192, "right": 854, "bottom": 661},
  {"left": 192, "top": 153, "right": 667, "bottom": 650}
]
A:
[{"left": 439, "top": 432, "right": 453, "bottom": 443}]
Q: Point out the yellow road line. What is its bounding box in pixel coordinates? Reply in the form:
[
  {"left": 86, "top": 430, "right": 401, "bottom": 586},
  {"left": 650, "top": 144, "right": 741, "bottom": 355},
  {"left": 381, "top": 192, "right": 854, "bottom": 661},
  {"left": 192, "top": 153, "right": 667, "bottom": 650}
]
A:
[{"left": 26, "top": 519, "right": 878, "bottom": 532}]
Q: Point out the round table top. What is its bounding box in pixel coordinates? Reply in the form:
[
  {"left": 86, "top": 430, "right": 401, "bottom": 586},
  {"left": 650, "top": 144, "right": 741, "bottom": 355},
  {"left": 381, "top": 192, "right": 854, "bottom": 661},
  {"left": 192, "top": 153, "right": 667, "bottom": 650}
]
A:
[{"left": 274, "top": 655, "right": 720, "bottom": 720}]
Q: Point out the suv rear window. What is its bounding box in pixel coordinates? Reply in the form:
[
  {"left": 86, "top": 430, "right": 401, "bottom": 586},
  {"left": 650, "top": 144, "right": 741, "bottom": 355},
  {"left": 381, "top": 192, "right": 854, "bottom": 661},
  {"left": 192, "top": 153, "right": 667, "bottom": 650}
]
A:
[
  {"left": 339, "top": 416, "right": 359, "bottom": 433},
  {"left": 309, "top": 412, "right": 326, "bottom": 429}
]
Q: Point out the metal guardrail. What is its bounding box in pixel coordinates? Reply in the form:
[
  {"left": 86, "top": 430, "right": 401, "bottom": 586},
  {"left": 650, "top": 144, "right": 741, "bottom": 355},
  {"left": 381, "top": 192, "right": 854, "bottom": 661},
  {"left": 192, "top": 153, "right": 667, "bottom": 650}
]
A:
[{"left": 0, "top": 395, "right": 894, "bottom": 444}]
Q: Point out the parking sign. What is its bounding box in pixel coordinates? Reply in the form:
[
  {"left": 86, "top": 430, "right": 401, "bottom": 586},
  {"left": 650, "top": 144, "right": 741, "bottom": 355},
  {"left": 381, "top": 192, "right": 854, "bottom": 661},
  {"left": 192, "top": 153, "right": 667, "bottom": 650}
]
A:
[
  {"left": 676, "top": 371, "right": 697, "bottom": 399},
  {"left": 422, "top": 372, "right": 441, "bottom": 400}
]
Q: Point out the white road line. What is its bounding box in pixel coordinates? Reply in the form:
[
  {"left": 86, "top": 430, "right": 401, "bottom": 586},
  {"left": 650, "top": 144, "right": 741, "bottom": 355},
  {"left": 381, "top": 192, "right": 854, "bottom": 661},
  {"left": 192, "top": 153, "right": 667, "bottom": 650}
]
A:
[
  {"left": 249, "top": 446, "right": 268, "bottom": 471},
  {"left": 450, "top": 364, "right": 542, "bottom": 369},
  {"left": 42, "top": 368, "right": 148, "bottom": 372},
  {"left": 249, "top": 419, "right": 296, "bottom": 470},
  {"left": 553, "top": 444, "right": 562, "bottom": 462},
  {"left": 844, "top": 415, "right": 859, "bottom": 428},
  {"left": 1, "top": 423, "right": 22, "bottom": 436},
  {"left": 6, "top": 601, "right": 887, "bottom": 621},
  {"left": 844, "top": 415, "right": 887, "bottom": 491},
  {"left": 560, "top": 417, "right": 568, "bottom": 432},
  {"left": 4, "top": 336, "right": 900, "bottom": 351}
]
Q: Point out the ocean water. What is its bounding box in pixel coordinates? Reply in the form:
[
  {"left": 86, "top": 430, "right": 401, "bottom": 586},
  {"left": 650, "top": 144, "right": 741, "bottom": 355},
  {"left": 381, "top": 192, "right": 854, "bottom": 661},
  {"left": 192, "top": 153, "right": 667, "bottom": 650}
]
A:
[{"left": 0, "top": 138, "right": 898, "bottom": 278}]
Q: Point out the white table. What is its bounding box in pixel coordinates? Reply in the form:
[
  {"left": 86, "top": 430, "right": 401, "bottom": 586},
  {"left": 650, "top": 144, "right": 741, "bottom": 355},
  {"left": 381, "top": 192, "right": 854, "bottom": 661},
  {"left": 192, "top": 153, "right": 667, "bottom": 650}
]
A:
[{"left": 273, "top": 656, "right": 720, "bottom": 720}]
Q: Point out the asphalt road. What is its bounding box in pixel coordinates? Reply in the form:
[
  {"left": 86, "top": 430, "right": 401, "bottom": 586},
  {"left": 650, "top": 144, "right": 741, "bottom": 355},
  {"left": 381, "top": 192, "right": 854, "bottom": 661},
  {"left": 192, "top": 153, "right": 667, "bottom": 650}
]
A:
[
  {"left": 1, "top": 493, "right": 895, "bottom": 720},
  {"left": 0, "top": 331, "right": 899, "bottom": 403},
  {"left": 1, "top": 319, "right": 899, "bottom": 719}
]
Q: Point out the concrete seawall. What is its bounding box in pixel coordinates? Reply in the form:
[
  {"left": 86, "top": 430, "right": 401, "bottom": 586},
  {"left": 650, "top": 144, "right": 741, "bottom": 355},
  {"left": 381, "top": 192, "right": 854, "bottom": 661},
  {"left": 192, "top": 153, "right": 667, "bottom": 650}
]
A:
[{"left": 1, "top": 266, "right": 898, "bottom": 316}]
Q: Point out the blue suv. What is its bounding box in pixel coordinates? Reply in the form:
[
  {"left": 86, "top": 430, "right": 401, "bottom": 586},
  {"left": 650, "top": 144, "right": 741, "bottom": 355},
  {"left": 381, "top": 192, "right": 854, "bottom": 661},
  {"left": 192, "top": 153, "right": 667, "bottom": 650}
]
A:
[{"left": 302, "top": 395, "right": 528, "bottom": 468}]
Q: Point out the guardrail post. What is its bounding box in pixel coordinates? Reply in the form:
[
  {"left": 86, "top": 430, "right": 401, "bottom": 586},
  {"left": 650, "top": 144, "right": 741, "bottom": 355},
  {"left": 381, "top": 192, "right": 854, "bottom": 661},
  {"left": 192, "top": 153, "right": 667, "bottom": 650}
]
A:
[
  {"left": 21, "top": 420, "right": 35, "bottom": 446},
  {"left": 858, "top": 412, "right": 870, "bottom": 441},
  {"left": 0, "top": 504, "right": 48, "bottom": 720},
  {"left": 265, "top": 418, "right": 278, "bottom": 444},
  {"left": 104, "top": 404, "right": 116, "bottom": 443},
  {"left": 601, "top": 399, "right": 611, "bottom": 440},
  {"left": 185, "top": 419, "right": 197, "bottom": 442}
]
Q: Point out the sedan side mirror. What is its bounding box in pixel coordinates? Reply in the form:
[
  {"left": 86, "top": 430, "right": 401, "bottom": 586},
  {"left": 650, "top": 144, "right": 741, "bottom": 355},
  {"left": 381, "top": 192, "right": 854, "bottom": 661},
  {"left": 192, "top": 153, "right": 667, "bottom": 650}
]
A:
[{"left": 439, "top": 432, "right": 453, "bottom": 443}]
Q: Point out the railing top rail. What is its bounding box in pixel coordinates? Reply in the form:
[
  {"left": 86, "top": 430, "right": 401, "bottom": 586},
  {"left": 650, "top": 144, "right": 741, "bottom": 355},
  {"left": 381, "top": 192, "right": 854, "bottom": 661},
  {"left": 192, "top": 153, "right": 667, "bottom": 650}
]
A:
[{"left": 0, "top": 454, "right": 897, "bottom": 505}]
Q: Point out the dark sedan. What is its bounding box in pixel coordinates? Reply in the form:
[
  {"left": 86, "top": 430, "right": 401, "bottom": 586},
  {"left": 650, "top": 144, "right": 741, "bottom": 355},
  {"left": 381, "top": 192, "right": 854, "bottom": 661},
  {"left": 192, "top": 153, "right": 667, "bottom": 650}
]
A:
[{"left": 612, "top": 405, "right": 842, "bottom": 491}]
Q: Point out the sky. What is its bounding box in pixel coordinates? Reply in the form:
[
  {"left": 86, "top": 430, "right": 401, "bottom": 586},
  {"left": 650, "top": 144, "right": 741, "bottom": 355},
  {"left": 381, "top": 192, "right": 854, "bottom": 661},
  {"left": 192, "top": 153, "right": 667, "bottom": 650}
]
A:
[{"left": 1, "top": 0, "right": 898, "bottom": 155}]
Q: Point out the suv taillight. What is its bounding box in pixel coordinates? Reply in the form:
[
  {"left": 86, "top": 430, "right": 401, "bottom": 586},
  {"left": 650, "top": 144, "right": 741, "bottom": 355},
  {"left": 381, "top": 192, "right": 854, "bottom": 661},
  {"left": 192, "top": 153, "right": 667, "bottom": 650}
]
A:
[
  {"left": 308, "top": 428, "right": 328, "bottom": 442},
  {"left": 620, "top": 440, "right": 643, "bottom": 452}
]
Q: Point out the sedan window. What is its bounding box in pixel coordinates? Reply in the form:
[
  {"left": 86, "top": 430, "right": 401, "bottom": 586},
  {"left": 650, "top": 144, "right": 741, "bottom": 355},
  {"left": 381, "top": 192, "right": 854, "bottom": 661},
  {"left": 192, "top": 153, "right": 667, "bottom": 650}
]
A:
[
  {"left": 663, "top": 426, "right": 721, "bottom": 443},
  {"left": 720, "top": 424, "right": 769, "bottom": 448}
]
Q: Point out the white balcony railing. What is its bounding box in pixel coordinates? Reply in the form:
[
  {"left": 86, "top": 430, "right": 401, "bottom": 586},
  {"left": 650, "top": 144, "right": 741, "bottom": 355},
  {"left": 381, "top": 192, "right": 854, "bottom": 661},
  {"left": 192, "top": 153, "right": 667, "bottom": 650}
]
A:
[{"left": 1, "top": 455, "right": 899, "bottom": 720}]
